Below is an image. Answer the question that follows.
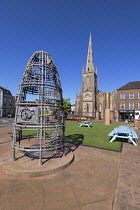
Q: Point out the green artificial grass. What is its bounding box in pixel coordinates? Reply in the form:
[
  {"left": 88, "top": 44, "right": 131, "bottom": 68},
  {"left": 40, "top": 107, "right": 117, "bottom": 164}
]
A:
[
  {"left": 16, "top": 121, "right": 123, "bottom": 152},
  {"left": 65, "top": 121, "right": 122, "bottom": 152},
  {"left": 22, "top": 130, "right": 37, "bottom": 136}
]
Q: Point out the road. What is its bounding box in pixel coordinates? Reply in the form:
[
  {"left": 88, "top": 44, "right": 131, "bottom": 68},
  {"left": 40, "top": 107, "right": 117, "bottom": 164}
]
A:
[{"left": 0, "top": 117, "right": 14, "bottom": 128}]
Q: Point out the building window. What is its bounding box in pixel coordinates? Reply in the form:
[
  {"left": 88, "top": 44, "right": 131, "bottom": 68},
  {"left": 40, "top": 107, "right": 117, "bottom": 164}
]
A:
[
  {"left": 4, "top": 97, "right": 7, "bottom": 102},
  {"left": 129, "top": 103, "right": 134, "bottom": 109},
  {"left": 138, "top": 92, "right": 140, "bottom": 99},
  {"left": 120, "top": 93, "right": 125, "bottom": 99},
  {"left": 10, "top": 98, "right": 12, "bottom": 103},
  {"left": 86, "top": 103, "right": 89, "bottom": 112},
  {"left": 84, "top": 103, "right": 89, "bottom": 113},
  {"left": 120, "top": 103, "right": 125, "bottom": 109},
  {"left": 129, "top": 93, "right": 134, "bottom": 99},
  {"left": 85, "top": 94, "right": 90, "bottom": 99},
  {"left": 138, "top": 103, "right": 140, "bottom": 109},
  {"left": 86, "top": 77, "right": 90, "bottom": 86}
]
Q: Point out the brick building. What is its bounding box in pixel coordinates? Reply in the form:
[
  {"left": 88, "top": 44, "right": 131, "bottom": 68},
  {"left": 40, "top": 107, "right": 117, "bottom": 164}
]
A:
[
  {"left": 117, "top": 81, "right": 140, "bottom": 122},
  {"left": 0, "top": 86, "right": 15, "bottom": 117}
]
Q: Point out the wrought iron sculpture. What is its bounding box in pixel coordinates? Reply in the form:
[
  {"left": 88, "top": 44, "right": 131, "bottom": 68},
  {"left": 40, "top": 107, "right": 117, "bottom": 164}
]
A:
[{"left": 12, "top": 51, "right": 65, "bottom": 165}]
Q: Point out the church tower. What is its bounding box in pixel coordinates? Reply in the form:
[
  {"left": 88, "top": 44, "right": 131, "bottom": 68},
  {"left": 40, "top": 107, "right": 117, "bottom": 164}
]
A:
[
  {"left": 75, "top": 34, "right": 98, "bottom": 117},
  {"left": 75, "top": 34, "right": 117, "bottom": 120}
]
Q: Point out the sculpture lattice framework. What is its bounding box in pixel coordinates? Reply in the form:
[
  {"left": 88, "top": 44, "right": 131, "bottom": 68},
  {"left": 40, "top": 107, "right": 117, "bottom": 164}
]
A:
[{"left": 12, "top": 51, "right": 65, "bottom": 165}]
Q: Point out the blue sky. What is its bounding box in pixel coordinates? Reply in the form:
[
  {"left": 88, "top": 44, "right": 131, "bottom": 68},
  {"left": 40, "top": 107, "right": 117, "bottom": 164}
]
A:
[{"left": 1, "top": 0, "right": 140, "bottom": 104}]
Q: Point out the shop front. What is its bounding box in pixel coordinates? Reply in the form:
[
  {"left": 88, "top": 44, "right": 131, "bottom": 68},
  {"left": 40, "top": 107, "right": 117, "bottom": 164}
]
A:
[{"left": 118, "top": 110, "right": 135, "bottom": 122}]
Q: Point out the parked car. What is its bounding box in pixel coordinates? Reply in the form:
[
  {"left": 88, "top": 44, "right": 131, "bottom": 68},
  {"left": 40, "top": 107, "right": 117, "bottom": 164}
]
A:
[{"left": 8, "top": 113, "right": 15, "bottom": 118}]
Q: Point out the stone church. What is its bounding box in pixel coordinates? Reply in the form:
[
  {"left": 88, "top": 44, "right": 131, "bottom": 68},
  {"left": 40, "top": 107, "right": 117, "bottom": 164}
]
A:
[{"left": 75, "top": 34, "right": 117, "bottom": 120}]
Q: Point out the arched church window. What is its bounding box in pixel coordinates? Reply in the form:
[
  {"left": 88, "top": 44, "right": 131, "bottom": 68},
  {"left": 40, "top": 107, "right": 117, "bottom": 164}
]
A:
[
  {"left": 85, "top": 94, "right": 90, "bottom": 99},
  {"left": 99, "top": 103, "right": 102, "bottom": 112},
  {"left": 86, "top": 103, "right": 89, "bottom": 112}
]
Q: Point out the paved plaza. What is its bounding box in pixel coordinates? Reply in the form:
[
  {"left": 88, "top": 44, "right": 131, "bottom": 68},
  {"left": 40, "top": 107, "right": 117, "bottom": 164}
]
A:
[{"left": 0, "top": 123, "right": 139, "bottom": 210}]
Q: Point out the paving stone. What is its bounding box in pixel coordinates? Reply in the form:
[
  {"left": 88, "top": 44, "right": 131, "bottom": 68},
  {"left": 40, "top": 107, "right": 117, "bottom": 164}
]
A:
[
  {"left": 113, "top": 126, "right": 140, "bottom": 210},
  {"left": 0, "top": 124, "right": 139, "bottom": 209}
]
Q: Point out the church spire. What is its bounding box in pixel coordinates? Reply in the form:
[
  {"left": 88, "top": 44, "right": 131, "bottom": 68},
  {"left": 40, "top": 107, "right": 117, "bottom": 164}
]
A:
[
  {"left": 85, "top": 33, "right": 94, "bottom": 72},
  {"left": 82, "top": 65, "right": 84, "bottom": 73},
  {"left": 89, "top": 33, "right": 92, "bottom": 46}
]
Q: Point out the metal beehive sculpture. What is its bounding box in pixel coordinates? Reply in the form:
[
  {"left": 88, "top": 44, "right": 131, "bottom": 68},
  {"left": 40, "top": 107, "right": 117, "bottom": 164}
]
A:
[{"left": 12, "top": 51, "right": 65, "bottom": 165}]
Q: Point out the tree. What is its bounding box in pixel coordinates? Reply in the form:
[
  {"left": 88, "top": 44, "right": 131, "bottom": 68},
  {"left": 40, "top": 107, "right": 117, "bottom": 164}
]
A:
[{"left": 63, "top": 98, "right": 71, "bottom": 113}]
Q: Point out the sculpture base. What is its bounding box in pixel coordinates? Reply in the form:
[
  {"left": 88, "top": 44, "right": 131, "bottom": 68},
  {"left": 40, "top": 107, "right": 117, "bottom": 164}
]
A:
[{"left": 0, "top": 149, "right": 74, "bottom": 178}]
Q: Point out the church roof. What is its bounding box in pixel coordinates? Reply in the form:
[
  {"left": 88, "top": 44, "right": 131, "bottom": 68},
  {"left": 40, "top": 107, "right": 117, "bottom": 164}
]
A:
[{"left": 117, "top": 81, "right": 140, "bottom": 90}]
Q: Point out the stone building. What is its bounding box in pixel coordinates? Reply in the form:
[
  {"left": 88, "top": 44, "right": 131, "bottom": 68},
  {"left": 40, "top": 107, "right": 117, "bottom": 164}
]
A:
[
  {"left": 75, "top": 34, "right": 98, "bottom": 118},
  {"left": 0, "top": 86, "right": 15, "bottom": 117},
  {"left": 75, "top": 34, "right": 117, "bottom": 120}
]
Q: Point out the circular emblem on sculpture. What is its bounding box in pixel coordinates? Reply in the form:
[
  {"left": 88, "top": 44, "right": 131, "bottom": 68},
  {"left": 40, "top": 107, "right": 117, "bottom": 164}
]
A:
[{"left": 21, "top": 108, "right": 33, "bottom": 121}]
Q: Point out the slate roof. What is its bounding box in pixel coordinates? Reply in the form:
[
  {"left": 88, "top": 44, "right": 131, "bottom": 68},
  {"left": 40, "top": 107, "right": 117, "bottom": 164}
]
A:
[
  {"left": 0, "top": 86, "right": 12, "bottom": 95},
  {"left": 117, "top": 81, "right": 140, "bottom": 90}
]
